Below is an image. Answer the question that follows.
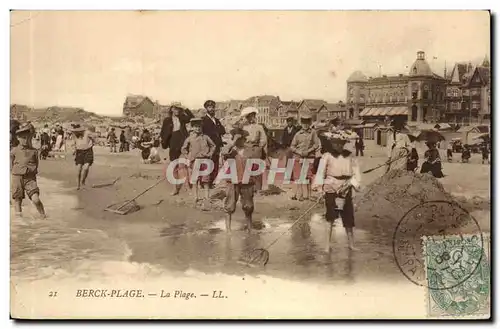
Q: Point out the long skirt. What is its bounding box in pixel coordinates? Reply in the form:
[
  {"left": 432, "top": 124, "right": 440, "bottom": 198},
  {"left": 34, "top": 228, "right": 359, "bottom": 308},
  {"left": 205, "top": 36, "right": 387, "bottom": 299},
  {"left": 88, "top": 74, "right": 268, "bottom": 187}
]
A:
[
  {"left": 387, "top": 147, "right": 408, "bottom": 172},
  {"left": 169, "top": 131, "right": 185, "bottom": 162},
  {"left": 55, "top": 135, "right": 64, "bottom": 151}
]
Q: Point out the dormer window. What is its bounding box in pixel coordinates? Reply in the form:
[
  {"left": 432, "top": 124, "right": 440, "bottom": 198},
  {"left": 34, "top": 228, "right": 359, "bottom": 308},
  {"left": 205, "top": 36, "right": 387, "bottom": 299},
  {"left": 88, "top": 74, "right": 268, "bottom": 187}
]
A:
[{"left": 413, "top": 67, "right": 417, "bottom": 74}]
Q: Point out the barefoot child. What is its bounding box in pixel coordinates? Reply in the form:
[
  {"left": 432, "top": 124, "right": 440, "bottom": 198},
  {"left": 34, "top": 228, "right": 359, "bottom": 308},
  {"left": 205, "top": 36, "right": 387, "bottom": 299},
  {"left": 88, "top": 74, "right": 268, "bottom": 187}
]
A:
[
  {"left": 71, "top": 123, "right": 95, "bottom": 190},
  {"left": 181, "top": 117, "right": 216, "bottom": 201},
  {"left": 320, "top": 131, "right": 361, "bottom": 251},
  {"left": 221, "top": 128, "right": 255, "bottom": 233},
  {"left": 290, "top": 114, "right": 321, "bottom": 201},
  {"left": 11, "top": 123, "right": 46, "bottom": 218}
]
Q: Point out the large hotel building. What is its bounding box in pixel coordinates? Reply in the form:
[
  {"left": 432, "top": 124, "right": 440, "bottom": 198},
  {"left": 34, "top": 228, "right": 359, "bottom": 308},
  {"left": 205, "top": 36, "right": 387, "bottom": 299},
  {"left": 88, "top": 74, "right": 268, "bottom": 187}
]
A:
[{"left": 346, "top": 51, "right": 490, "bottom": 124}]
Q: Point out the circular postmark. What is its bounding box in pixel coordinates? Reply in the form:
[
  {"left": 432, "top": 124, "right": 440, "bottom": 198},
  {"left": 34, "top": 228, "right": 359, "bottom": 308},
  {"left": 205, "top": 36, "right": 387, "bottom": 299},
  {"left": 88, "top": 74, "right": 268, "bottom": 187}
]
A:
[{"left": 392, "top": 200, "right": 484, "bottom": 290}]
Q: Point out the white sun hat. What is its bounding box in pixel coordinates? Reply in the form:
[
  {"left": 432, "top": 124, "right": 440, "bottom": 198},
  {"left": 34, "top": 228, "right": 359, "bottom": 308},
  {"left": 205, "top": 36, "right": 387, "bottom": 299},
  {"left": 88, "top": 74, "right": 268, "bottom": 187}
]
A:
[{"left": 240, "top": 106, "right": 259, "bottom": 117}]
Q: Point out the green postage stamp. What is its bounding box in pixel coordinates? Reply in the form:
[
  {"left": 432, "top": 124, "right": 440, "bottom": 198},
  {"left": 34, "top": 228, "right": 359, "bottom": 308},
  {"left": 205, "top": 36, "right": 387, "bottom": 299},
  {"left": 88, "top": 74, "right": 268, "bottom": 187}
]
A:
[{"left": 423, "top": 234, "right": 490, "bottom": 318}]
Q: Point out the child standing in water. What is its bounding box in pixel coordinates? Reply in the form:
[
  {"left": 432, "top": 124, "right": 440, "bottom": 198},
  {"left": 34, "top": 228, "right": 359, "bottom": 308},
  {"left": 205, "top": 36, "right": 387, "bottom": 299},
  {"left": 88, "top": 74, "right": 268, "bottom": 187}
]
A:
[
  {"left": 11, "top": 123, "right": 46, "bottom": 218},
  {"left": 320, "top": 131, "right": 361, "bottom": 251},
  {"left": 221, "top": 128, "right": 256, "bottom": 233}
]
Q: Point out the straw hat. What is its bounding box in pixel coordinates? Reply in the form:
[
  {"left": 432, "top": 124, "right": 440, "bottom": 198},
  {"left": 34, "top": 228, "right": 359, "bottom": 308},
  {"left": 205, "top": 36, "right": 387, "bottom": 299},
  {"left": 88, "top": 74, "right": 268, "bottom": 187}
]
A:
[
  {"left": 300, "top": 114, "right": 313, "bottom": 121},
  {"left": 240, "top": 107, "right": 259, "bottom": 117}
]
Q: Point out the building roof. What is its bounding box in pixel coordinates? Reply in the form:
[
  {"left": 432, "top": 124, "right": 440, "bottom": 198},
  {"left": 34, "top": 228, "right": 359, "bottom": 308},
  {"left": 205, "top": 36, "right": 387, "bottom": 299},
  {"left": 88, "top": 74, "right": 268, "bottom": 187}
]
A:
[
  {"left": 123, "top": 95, "right": 152, "bottom": 109},
  {"left": 320, "top": 102, "right": 346, "bottom": 113},
  {"left": 360, "top": 106, "right": 408, "bottom": 117},
  {"left": 409, "top": 51, "right": 433, "bottom": 77},
  {"left": 299, "top": 99, "right": 328, "bottom": 110},
  {"left": 347, "top": 71, "right": 368, "bottom": 83},
  {"left": 281, "top": 101, "right": 300, "bottom": 107}
]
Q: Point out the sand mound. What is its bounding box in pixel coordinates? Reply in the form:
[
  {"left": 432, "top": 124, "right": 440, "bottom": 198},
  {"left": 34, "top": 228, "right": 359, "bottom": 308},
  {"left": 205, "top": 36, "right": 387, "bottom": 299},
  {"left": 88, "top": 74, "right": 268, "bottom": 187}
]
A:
[{"left": 354, "top": 170, "right": 455, "bottom": 226}]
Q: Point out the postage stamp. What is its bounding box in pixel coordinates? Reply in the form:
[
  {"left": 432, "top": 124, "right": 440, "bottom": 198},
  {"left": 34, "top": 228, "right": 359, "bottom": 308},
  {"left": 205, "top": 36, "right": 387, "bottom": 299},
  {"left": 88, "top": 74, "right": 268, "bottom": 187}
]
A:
[
  {"left": 393, "top": 200, "right": 484, "bottom": 288},
  {"left": 423, "top": 234, "right": 490, "bottom": 318}
]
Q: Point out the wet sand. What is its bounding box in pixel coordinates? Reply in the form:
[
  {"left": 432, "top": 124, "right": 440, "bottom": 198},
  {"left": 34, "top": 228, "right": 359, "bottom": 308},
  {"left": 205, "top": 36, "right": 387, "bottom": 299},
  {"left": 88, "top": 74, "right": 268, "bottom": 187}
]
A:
[{"left": 10, "top": 143, "right": 491, "bottom": 318}]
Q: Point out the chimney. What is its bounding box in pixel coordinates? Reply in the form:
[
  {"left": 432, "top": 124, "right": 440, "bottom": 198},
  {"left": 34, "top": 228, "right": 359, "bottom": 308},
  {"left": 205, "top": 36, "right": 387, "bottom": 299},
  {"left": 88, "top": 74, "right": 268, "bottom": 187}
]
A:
[{"left": 467, "top": 62, "right": 473, "bottom": 72}]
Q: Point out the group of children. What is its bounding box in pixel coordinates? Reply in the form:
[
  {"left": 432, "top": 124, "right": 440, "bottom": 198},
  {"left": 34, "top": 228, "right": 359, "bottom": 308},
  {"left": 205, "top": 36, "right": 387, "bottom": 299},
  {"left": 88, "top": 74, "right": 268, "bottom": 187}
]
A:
[{"left": 171, "top": 109, "right": 361, "bottom": 250}]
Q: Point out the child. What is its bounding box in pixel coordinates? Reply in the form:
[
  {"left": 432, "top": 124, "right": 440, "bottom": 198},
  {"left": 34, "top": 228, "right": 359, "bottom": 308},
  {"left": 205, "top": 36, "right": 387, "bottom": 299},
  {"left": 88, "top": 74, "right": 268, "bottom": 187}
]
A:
[
  {"left": 221, "top": 128, "right": 255, "bottom": 233},
  {"left": 119, "top": 130, "right": 126, "bottom": 152},
  {"left": 461, "top": 144, "right": 471, "bottom": 163},
  {"left": 107, "top": 128, "right": 117, "bottom": 153},
  {"left": 180, "top": 117, "right": 216, "bottom": 200},
  {"left": 290, "top": 114, "right": 321, "bottom": 201},
  {"left": 11, "top": 123, "right": 46, "bottom": 218},
  {"left": 71, "top": 123, "right": 94, "bottom": 190},
  {"left": 39, "top": 129, "right": 51, "bottom": 160},
  {"left": 320, "top": 132, "right": 361, "bottom": 251},
  {"left": 147, "top": 139, "right": 161, "bottom": 164},
  {"left": 420, "top": 142, "right": 444, "bottom": 178},
  {"left": 481, "top": 143, "right": 489, "bottom": 165},
  {"left": 406, "top": 147, "right": 419, "bottom": 172},
  {"left": 139, "top": 129, "right": 153, "bottom": 164},
  {"left": 446, "top": 141, "right": 453, "bottom": 162}
]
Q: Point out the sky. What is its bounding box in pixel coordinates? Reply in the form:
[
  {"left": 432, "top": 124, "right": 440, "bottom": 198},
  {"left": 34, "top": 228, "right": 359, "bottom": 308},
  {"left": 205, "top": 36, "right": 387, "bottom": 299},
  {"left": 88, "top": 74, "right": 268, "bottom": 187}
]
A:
[{"left": 10, "top": 10, "right": 490, "bottom": 116}]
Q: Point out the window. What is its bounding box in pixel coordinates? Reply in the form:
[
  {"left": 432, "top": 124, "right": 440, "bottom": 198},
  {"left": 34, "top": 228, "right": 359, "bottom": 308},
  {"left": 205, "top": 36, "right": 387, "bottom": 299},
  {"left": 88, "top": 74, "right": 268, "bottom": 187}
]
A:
[
  {"left": 452, "top": 89, "right": 459, "bottom": 97},
  {"left": 472, "top": 101, "right": 480, "bottom": 109},
  {"left": 412, "top": 91, "right": 418, "bottom": 100},
  {"left": 471, "top": 88, "right": 480, "bottom": 96}
]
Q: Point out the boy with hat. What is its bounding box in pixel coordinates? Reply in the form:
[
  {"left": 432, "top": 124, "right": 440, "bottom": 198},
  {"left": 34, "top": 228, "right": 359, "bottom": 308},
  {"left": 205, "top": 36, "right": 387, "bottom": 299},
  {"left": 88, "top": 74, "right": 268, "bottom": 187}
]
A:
[
  {"left": 10, "top": 123, "right": 46, "bottom": 218},
  {"left": 221, "top": 127, "right": 256, "bottom": 233},
  {"left": 71, "top": 123, "right": 95, "bottom": 190},
  {"left": 320, "top": 131, "right": 361, "bottom": 251},
  {"left": 180, "top": 117, "right": 216, "bottom": 201},
  {"left": 289, "top": 114, "right": 321, "bottom": 201}
]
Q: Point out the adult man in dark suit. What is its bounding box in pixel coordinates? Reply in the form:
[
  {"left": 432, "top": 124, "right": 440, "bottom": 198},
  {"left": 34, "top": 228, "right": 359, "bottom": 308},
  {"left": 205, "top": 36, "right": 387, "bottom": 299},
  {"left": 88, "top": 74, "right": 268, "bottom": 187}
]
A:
[
  {"left": 160, "top": 103, "right": 194, "bottom": 195},
  {"left": 201, "top": 100, "right": 226, "bottom": 186},
  {"left": 281, "top": 116, "right": 300, "bottom": 148}
]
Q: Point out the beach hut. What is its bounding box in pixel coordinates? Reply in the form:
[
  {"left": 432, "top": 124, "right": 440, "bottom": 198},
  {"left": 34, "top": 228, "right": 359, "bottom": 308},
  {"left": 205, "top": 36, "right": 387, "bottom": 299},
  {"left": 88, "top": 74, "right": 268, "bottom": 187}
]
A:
[
  {"left": 374, "top": 125, "right": 393, "bottom": 147},
  {"left": 457, "top": 125, "right": 489, "bottom": 145},
  {"left": 359, "top": 122, "right": 378, "bottom": 140}
]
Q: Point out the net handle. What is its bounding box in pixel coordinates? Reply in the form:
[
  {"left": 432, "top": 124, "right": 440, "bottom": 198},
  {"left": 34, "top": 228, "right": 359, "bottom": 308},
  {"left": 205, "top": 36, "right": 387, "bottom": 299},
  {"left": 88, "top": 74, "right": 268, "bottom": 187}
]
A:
[{"left": 263, "top": 197, "right": 324, "bottom": 251}]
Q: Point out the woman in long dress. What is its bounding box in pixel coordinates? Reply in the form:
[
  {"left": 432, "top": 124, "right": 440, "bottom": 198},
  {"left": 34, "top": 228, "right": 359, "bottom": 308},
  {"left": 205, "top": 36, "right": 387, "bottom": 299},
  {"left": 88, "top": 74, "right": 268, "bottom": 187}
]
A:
[{"left": 386, "top": 118, "right": 412, "bottom": 172}]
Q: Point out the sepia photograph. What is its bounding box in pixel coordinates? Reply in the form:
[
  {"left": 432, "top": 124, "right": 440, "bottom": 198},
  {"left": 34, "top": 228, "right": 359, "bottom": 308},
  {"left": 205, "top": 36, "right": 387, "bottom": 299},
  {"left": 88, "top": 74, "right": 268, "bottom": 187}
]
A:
[{"left": 9, "top": 9, "right": 491, "bottom": 319}]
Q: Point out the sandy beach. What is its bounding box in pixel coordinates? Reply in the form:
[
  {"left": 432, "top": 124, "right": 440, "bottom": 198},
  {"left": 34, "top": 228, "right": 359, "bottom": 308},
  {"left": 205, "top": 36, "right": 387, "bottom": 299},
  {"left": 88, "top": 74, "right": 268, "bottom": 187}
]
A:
[{"left": 10, "top": 141, "right": 491, "bottom": 319}]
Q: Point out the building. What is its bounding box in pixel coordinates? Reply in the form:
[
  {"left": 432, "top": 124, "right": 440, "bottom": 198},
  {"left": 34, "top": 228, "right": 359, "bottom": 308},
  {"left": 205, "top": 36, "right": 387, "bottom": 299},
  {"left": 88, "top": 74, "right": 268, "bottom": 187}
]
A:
[
  {"left": 347, "top": 51, "right": 447, "bottom": 124},
  {"left": 122, "top": 95, "right": 155, "bottom": 117},
  {"left": 296, "top": 99, "right": 328, "bottom": 121},
  {"left": 316, "top": 101, "right": 348, "bottom": 122},
  {"left": 241, "top": 95, "right": 282, "bottom": 127},
  {"left": 444, "top": 56, "right": 490, "bottom": 124}
]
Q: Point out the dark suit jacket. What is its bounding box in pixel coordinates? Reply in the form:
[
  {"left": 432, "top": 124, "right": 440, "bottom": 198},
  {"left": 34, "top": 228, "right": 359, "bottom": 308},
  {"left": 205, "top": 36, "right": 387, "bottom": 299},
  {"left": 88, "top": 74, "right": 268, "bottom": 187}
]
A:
[
  {"left": 160, "top": 109, "right": 194, "bottom": 150},
  {"left": 281, "top": 125, "right": 301, "bottom": 148},
  {"left": 201, "top": 115, "right": 226, "bottom": 150}
]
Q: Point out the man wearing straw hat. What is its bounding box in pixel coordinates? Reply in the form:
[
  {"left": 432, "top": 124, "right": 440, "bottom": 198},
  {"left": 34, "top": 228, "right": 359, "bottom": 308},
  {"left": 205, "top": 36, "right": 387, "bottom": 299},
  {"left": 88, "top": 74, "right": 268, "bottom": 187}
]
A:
[{"left": 70, "top": 123, "right": 95, "bottom": 190}]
